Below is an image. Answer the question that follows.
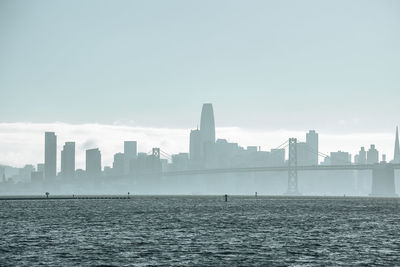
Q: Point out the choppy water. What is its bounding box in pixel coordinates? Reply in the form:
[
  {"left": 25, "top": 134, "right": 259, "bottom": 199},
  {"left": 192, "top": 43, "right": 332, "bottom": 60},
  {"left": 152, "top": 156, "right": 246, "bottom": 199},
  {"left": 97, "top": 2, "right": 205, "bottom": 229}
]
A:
[{"left": 1, "top": 196, "right": 400, "bottom": 266}]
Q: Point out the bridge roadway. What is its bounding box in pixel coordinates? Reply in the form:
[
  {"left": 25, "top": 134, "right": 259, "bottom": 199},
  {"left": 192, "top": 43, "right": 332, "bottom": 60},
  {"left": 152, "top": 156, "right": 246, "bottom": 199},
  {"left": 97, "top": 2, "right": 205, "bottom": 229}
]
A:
[{"left": 161, "top": 163, "right": 400, "bottom": 176}]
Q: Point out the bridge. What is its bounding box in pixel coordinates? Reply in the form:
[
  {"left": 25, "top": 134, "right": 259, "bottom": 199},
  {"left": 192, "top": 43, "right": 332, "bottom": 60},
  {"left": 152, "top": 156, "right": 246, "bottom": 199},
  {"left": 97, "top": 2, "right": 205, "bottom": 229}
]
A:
[
  {"left": 162, "top": 163, "right": 400, "bottom": 176},
  {"left": 159, "top": 138, "right": 400, "bottom": 197}
]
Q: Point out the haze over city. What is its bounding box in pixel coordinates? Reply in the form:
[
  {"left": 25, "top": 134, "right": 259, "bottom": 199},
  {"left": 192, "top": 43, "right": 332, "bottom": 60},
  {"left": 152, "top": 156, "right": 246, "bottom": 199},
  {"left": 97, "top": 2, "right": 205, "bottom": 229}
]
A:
[
  {"left": 1, "top": 0, "right": 400, "bottom": 197},
  {"left": 1, "top": 1, "right": 400, "bottom": 266},
  {"left": 1, "top": 1, "right": 400, "bottom": 169}
]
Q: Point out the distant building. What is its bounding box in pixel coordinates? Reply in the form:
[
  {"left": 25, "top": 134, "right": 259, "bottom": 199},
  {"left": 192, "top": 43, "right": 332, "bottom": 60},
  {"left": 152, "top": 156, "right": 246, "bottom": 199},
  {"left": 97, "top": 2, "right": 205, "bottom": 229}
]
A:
[
  {"left": 330, "top": 151, "right": 351, "bottom": 165},
  {"left": 103, "top": 166, "right": 113, "bottom": 176},
  {"left": 356, "top": 147, "right": 367, "bottom": 164},
  {"left": 189, "top": 129, "right": 202, "bottom": 161},
  {"left": 393, "top": 126, "right": 400, "bottom": 163},
  {"left": 297, "top": 142, "right": 309, "bottom": 166},
  {"left": 354, "top": 155, "right": 359, "bottom": 164},
  {"left": 44, "top": 132, "right": 57, "bottom": 180},
  {"left": 200, "top": 103, "right": 216, "bottom": 161},
  {"left": 247, "top": 146, "right": 258, "bottom": 152},
  {"left": 306, "top": 130, "right": 319, "bottom": 165},
  {"left": 124, "top": 141, "right": 137, "bottom": 174},
  {"left": 270, "top": 149, "right": 285, "bottom": 166},
  {"left": 214, "top": 139, "right": 241, "bottom": 167},
  {"left": 37, "top": 163, "right": 44, "bottom": 172},
  {"left": 61, "top": 142, "right": 75, "bottom": 179},
  {"left": 132, "top": 151, "right": 161, "bottom": 173},
  {"left": 18, "top": 165, "right": 35, "bottom": 183},
  {"left": 133, "top": 152, "right": 148, "bottom": 172},
  {"left": 75, "top": 169, "right": 86, "bottom": 179},
  {"left": 200, "top": 103, "right": 216, "bottom": 145},
  {"left": 367, "top": 144, "right": 379, "bottom": 164},
  {"left": 171, "top": 153, "right": 190, "bottom": 170},
  {"left": 31, "top": 171, "right": 43, "bottom": 184},
  {"left": 86, "top": 148, "right": 102, "bottom": 177},
  {"left": 113, "top": 152, "right": 125, "bottom": 175},
  {"left": 294, "top": 130, "right": 319, "bottom": 166}
]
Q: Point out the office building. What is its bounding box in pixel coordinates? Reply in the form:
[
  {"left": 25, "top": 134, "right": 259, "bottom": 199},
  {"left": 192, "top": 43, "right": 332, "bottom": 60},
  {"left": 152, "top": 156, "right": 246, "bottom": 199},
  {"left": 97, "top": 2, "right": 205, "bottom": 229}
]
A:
[
  {"left": 357, "top": 147, "right": 367, "bottom": 164},
  {"left": 113, "top": 152, "right": 125, "bottom": 175},
  {"left": 171, "top": 153, "right": 190, "bottom": 170},
  {"left": 61, "top": 142, "right": 75, "bottom": 179},
  {"left": 367, "top": 144, "right": 379, "bottom": 164},
  {"left": 124, "top": 141, "right": 137, "bottom": 174},
  {"left": 200, "top": 103, "right": 215, "bottom": 146},
  {"left": 189, "top": 129, "right": 202, "bottom": 161},
  {"left": 330, "top": 151, "right": 351, "bottom": 165},
  {"left": 270, "top": 149, "right": 285, "bottom": 166},
  {"left": 86, "top": 148, "right": 102, "bottom": 177},
  {"left": 297, "top": 142, "right": 309, "bottom": 166},
  {"left": 44, "top": 132, "right": 57, "bottom": 180},
  {"left": 31, "top": 171, "right": 44, "bottom": 184},
  {"left": 18, "top": 165, "right": 35, "bottom": 183},
  {"left": 306, "top": 130, "right": 319, "bottom": 165}
]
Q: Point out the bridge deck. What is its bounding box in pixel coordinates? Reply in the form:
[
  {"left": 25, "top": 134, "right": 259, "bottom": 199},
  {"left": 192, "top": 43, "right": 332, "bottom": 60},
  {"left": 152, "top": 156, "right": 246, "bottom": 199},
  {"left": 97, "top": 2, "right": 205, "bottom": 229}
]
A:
[{"left": 161, "top": 164, "right": 400, "bottom": 176}]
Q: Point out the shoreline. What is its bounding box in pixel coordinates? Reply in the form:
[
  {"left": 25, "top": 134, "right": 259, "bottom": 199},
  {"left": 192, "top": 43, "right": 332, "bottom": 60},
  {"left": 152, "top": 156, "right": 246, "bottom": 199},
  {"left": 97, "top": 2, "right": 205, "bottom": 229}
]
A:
[{"left": 0, "top": 194, "right": 399, "bottom": 201}]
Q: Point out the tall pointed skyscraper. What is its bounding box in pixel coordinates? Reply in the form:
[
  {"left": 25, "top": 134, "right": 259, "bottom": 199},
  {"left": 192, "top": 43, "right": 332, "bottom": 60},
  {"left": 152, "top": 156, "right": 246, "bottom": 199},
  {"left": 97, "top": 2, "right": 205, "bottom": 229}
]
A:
[
  {"left": 199, "top": 103, "right": 216, "bottom": 163},
  {"left": 200, "top": 103, "right": 215, "bottom": 144},
  {"left": 394, "top": 126, "right": 400, "bottom": 163}
]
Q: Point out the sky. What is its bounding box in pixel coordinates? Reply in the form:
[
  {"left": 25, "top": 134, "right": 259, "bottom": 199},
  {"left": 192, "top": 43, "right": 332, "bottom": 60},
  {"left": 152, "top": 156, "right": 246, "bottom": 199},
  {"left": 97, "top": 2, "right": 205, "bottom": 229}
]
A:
[{"left": 0, "top": 0, "right": 399, "bottom": 168}]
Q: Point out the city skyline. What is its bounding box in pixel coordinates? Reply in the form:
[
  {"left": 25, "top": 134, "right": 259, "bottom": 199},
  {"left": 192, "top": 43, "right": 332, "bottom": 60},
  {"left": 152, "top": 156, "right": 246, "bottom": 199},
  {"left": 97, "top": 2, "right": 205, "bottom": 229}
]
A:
[
  {"left": 1, "top": 0, "right": 399, "bottom": 170},
  {"left": 1, "top": 1, "right": 399, "bottom": 265},
  {"left": 1, "top": 103, "right": 399, "bottom": 175},
  {"left": 0, "top": 117, "right": 398, "bottom": 170}
]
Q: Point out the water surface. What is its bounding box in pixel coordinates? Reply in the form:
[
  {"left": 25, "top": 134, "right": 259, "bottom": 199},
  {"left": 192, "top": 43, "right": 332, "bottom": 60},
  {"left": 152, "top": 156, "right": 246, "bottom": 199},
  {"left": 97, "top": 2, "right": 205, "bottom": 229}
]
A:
[{"left": 1, "top": 196, "right": 399, "bottom": 266}]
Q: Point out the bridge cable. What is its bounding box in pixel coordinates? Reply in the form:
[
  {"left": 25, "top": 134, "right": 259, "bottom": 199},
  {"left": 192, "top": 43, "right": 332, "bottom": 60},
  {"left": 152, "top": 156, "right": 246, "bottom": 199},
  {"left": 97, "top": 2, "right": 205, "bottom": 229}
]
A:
[{"left": 302, "top": 143, "right": 351, "bottom": 165}]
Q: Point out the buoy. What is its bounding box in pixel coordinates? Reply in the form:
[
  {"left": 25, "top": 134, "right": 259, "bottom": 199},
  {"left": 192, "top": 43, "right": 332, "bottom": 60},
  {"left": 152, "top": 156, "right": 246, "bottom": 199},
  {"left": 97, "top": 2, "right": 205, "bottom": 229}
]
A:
[{"left": 224, "top": 194, "right": 228, "bottom": 202}]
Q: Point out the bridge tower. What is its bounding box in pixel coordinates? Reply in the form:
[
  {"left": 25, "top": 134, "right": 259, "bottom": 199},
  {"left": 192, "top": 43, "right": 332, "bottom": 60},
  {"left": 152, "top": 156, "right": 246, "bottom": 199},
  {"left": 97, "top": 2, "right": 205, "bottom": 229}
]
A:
[
  {"left": 370, "top": 163, "right": 398, "bottom": 197},
  {"left": 286, "top": 138, "right": 300, "bottom": 195},
  {"left": 152, "top": 148, "right": 160, "bottom": 159}
]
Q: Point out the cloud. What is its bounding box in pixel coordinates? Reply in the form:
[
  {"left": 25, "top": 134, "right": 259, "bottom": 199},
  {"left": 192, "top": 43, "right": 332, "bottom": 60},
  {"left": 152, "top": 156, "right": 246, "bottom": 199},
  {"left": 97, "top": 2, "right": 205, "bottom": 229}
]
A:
[
  {"left": 0, "top": 122, "right": 396, "bottom": 170},
  {"left": 80, "top": 139, "right": 98, "bottom": 151}
]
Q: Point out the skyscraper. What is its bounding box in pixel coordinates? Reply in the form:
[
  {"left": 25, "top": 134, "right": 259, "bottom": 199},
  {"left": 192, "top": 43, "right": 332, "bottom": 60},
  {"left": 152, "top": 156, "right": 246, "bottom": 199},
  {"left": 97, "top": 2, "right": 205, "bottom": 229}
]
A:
[
  {"left": 367, "top": 144, "right": 379, "bottom": 164},
  {"left": 393, "top": 126, "right": 400, "bottom": 163},
  {"left": 44, "top": 132, "right": 57, "bottom": 180},
  {"left": 124, "top": 141, "right": 137, "bottom": 174},
  {"left": 306, "top": 130, "right": 319, "bottom": 165},
  {"left": 296, "top": 142, "right": 309, "bottom": 166},
  {"left": 113, "top": 152, "right": 125, "bottom": 175},
  {"left": 200, "top": 103, "right": 215, "bottom": 145},
  {"left": 189, "top": 129, "right": 202, "bottom": 161},
  {"left": 357, "top": 147, "right": 367, "bottom": 164},
  {"left": 61, "top": 142, "right": 75, "bottom": 179},
  {"left": 200, "top": 103, "right": 215, "bottom": 162},
  {"left": 86, "top": 148, "right": 102, "bottom": 177}
]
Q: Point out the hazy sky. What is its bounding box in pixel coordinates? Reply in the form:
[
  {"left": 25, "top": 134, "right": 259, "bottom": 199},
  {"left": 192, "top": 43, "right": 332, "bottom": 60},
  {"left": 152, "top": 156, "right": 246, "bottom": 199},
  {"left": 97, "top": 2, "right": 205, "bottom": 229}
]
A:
[
  {"left": 0, "top": 1, "right": 399, "bottom": 168},
  {"left": 1, "top": 0, "right": 399, "bottom": 131}
]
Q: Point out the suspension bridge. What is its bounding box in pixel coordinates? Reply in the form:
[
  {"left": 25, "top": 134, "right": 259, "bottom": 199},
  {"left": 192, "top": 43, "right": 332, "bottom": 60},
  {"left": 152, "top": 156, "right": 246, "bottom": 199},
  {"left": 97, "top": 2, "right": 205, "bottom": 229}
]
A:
[{"left": 157, "top": 138, "right": 400, "bottom": 197}]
